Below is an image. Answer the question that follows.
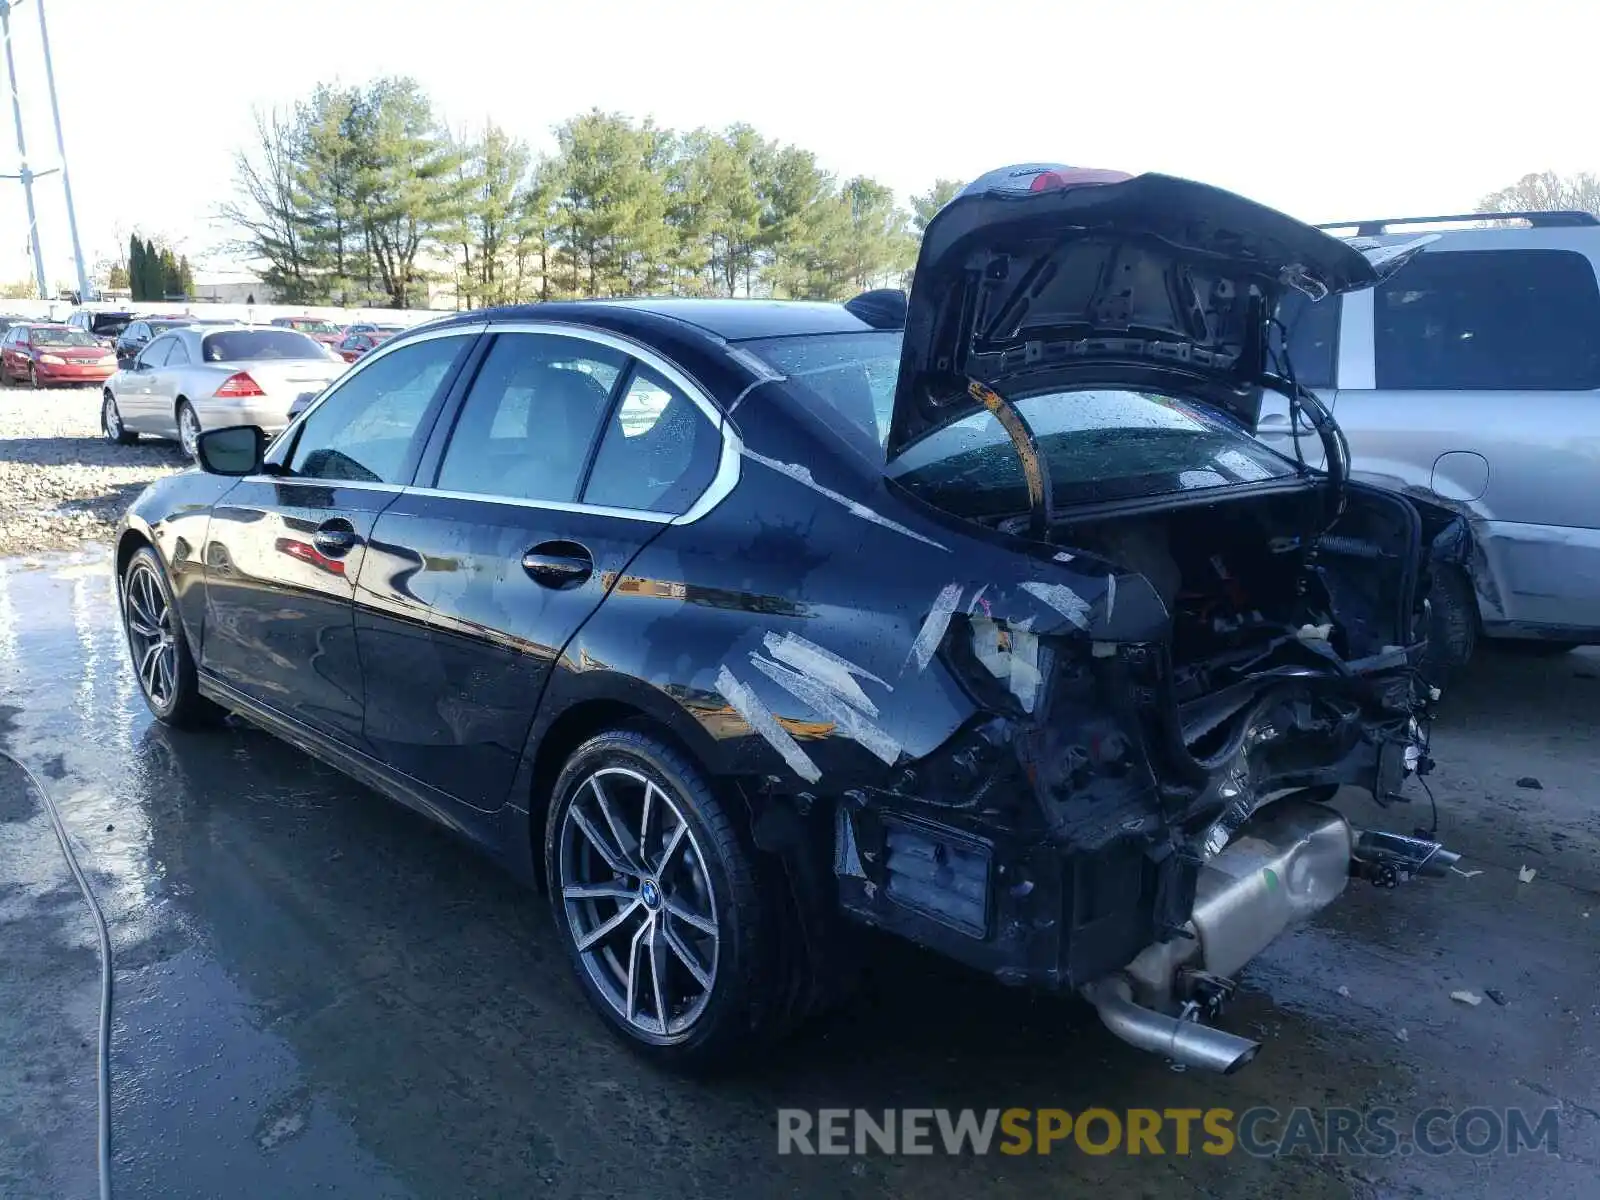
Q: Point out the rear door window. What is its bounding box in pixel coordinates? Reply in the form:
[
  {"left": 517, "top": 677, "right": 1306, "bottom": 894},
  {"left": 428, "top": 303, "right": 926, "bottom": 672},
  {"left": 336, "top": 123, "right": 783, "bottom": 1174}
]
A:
[
  {"left": 583, "top": 367, "right": 722, "bottom": 513},
  {"left": 433, "top": 332, "right": 626, "bottom": 503},
  {"left": 1374, "top": 248, "right": 1600, "bottom": 390}
]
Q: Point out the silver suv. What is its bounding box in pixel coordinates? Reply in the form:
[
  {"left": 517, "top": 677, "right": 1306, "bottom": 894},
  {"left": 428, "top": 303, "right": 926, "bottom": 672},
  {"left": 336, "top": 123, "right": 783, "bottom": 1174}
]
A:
[{"left": 1268, "top": 209, "right": 1600, "bottom": 669}]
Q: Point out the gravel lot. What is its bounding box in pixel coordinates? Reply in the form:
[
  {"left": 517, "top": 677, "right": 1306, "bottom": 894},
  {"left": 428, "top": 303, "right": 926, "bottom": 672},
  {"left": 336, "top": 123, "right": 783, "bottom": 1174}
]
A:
[{"left": 0, "top": 383, "right": 184, "bottom": 557}]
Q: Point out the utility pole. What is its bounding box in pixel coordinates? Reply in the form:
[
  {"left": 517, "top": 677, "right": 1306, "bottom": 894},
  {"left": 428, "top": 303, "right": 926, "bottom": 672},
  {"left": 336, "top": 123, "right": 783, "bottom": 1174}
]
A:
[
  {"left": 35, "top": 0, "right": 88, "bottom": 301},
  {"left": 0, "top": 0, "right": 54, "bottom": 300}
]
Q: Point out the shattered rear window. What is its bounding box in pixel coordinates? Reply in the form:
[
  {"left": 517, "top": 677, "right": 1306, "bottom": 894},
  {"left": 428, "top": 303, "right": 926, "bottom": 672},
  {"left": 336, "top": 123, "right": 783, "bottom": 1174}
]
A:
[{"left": 887, "top": 389, "right": 1298, "bottom": 513}]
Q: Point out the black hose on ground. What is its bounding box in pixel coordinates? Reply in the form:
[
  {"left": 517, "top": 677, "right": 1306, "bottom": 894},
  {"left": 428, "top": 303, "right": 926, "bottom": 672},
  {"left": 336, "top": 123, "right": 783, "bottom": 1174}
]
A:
[{"left": 1, "top": 749, "right": 113, "bottom": 1200}]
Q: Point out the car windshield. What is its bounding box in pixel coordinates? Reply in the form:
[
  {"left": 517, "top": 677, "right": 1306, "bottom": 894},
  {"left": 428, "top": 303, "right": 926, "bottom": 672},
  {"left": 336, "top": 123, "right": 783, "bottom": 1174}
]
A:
[
  {"left": 288, "top": 319, "right": 340, "bottom": 334},
  {"left": 31, "top": 327, "right": 100, "bottom": 347},
  {"left": 90, "top": 315, "right": 132, "bottom": 336},
  {"left": 201, "top": 329, "right": 324, "bottom": 362},
  {"left": 149, "top": 320, "right": 192, "bottom": 332},
  {"left": 888, "top": 389, "right": 1299, "bottom": 513},
  {"left": 737, "top": 331, "right": 1298, "bottom": 512}
]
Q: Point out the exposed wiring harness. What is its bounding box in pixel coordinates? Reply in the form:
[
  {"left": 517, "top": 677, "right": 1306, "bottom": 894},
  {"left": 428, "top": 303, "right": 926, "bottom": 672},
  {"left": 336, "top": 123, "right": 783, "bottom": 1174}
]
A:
[{"left": 1, "top": 749, "right": 113, "bottom": 1200}]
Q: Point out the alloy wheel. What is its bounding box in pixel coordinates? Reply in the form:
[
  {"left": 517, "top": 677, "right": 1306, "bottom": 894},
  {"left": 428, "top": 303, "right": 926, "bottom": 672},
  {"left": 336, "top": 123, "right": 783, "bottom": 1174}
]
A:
[
  {"left": 123, "top": 561, "right": 178, "bottom": 708},
  {"left": 28, "top": 364, "right": 38, "bottom": 389},
  {"left": 558, "top": 766, "right": 721, "bottom": 1039},
  {"left": 103, "top": 394, "right": 122, "bottom": 441},
  {"left": 178, "top": 404, "right": 201, "bottom": 458}
]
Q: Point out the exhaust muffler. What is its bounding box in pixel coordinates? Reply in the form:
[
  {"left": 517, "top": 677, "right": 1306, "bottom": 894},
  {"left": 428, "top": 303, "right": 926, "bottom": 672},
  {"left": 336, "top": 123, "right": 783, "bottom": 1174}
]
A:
[{"left": 1085, "top": 796, "right": 1457, "bottom": 1072}]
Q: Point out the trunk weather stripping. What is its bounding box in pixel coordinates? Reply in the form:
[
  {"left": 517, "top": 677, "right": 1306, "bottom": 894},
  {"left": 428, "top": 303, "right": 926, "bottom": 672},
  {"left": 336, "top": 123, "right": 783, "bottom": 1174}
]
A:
[{"left": 966, "top": 379, "right": 1052, "bottom": 541}]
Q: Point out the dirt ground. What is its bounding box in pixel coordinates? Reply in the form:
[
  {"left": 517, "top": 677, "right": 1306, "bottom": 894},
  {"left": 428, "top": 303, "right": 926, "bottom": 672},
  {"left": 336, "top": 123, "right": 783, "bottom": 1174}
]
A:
[
  {"left": 0, "top": 549, "right": 1596, "bottom": 1199},
  {"left": 0, "top": 386, "right": 182, "bottom": 557}
]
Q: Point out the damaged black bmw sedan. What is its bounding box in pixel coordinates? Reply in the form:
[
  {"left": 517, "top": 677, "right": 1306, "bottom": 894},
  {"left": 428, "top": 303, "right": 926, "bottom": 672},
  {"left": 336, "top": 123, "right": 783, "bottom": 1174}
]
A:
[{"left": 116, "top": 164, "right": 1466, "bottom": 1072}]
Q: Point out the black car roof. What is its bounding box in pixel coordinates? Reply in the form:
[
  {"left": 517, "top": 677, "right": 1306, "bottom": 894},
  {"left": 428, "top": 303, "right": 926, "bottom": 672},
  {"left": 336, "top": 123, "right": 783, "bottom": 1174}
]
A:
[{"left": 425, "top": 298, "right": 883, "bottom": 342}]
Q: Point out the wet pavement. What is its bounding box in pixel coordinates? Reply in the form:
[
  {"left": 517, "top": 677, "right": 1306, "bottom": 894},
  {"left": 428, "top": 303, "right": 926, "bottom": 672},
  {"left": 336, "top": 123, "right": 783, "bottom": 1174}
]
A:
[{"left": 2, "top": 548, "right": 1596, "bottom": 1199}]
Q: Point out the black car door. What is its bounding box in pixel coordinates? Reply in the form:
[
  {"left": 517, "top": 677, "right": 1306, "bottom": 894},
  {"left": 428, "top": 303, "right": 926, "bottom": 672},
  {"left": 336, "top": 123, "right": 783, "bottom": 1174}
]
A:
[
  {"left": 199, "top": 328, "right": 479, "bottom": 749},
  {"left": 352, "top": 326, "right": 727, "bottom": 812}
]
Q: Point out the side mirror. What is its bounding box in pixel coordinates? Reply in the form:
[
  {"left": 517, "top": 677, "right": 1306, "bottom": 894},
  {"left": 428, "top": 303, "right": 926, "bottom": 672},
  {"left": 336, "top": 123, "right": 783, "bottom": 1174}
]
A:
[{"left": 195, "top": 425, "right": 266, "bottom": 476}]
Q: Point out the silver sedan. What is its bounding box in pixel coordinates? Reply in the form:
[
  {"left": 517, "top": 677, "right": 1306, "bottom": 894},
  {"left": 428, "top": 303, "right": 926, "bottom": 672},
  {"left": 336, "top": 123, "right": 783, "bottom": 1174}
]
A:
[{"left": 100, "top": 325, "right": 347, "bottom": 457}]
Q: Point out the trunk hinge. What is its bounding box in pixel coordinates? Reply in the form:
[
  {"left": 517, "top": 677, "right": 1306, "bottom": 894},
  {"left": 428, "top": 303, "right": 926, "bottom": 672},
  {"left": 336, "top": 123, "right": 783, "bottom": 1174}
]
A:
[{"left": 967, "top": 378, "right": 1053, "bottom": 541}]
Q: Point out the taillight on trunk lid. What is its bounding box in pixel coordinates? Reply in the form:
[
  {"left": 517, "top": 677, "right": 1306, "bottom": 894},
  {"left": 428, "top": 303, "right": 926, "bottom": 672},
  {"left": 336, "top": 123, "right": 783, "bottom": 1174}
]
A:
[{"left": 216, "top": 372, "right": 265, "bottom": 398}]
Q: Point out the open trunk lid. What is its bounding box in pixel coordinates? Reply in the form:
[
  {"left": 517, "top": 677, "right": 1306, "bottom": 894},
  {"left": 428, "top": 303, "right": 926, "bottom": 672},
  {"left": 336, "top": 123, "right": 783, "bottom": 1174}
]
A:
[{"left": 888, "top": 166, "right": 1433, "bottom": 459}]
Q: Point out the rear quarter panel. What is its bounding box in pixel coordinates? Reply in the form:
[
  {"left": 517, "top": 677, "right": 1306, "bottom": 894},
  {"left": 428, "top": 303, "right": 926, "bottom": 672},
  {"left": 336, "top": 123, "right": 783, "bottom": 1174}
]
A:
[{"left": 530, "top": 389, "right": 1153, "bottom": 800}]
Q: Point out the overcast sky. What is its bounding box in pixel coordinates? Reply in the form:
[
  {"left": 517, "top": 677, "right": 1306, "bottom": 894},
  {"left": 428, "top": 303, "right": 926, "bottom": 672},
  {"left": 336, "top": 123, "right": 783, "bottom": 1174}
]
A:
[{"left": 0, "top": 0, "right": 1589, "bottom": 287}]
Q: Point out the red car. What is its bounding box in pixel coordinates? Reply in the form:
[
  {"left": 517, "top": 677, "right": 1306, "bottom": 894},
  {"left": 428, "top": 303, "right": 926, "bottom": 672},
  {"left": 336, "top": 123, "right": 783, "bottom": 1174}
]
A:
[
  {"left": 333, "top": 329, "right": 396, "bottom": 363},
  {"left": 269, "top": 316, "right": 344, "bottom": 346},
  {"left": 0, "top": 323, "right": 119, "bottom": 387}
]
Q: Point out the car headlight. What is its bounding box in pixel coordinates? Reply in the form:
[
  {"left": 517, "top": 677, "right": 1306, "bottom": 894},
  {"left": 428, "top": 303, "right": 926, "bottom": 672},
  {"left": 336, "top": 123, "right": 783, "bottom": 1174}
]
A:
[{"left": 37, "top": 353, "right": 65, "bottom": 365}]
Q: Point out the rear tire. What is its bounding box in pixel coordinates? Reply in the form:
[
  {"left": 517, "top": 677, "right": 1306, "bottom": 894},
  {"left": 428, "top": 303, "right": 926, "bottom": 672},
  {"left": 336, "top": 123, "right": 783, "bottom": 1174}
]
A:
[
  {"left": 120, "top": 547, "right": 223, "bottom": 728},
  {"left": 176, "top": 400, "right": 201, "bottom": 459},
  {"left": 544, "top": 728, "right": 777, "bottom": 1071},
  {"left": 1421, "top": 565, "right": 1478, "bottom": 690}
]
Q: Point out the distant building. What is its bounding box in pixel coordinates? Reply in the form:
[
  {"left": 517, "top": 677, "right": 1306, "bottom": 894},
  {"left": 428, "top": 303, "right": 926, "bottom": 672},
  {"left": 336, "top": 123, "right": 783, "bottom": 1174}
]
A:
[{"left": 193, "top": 272, "right": 279, "bottom": 305}]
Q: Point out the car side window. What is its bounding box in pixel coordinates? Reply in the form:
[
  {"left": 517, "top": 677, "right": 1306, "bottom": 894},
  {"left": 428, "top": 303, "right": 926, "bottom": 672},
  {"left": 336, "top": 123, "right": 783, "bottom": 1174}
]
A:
[
  {"left": 1274, "top": 291, "right": 1340, "bottom": 390},
  {"left": 286, "top": 335, "right": 468, "bottom": 485},
  {"left": 136, "top": 337, "right": 172, "bottom": 368},
  {"left": 165, "top": 338, "right": 190, "bottom": 367},
  {"left": 433, "top": 333, "right": 626, "bottom": 502},
  {"left": 1375, "top": 248, "right": 1600, "bottom": 391},
  {"left": 583, "top": 366, "right": 722, "bottom": 513}
]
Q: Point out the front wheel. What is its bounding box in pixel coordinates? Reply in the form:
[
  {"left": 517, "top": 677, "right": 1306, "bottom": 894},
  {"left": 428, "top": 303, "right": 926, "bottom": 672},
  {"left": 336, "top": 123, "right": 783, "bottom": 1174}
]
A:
[
  {"left": 27, "top": 363, "right": 39, "bottom": 389},
  {"left": 102, "top": 392, "right": 137, "bottom": 445},
  {"left": 120, "top": 547, "right": 221, "bottom": 727},
  {"left": 545, "top": 729, "right": 773, "bottom": 1069},
  {"left": 176, "top": 400, "right": 201, "bottom": 459}
]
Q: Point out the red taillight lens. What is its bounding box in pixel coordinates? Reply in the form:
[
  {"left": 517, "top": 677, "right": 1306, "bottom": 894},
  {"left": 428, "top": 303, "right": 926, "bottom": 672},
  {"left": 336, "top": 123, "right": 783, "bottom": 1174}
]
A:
[
  {"left": 1029, "top": 166, "right": 1134, "bottom": 192},
  {"left": 215, "top": 371, "right": 265, "bottom": 398}
]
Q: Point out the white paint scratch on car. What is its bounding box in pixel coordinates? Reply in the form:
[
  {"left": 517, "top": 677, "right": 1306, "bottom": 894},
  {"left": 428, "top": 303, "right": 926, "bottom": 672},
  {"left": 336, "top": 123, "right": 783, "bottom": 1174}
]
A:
[
  {"left": 714, "top": 663, "right": 822, "bottom": 784},
  {"left": 1021, "top": 580, "right": 1092, "bottom": 630},
  {"left": 742, "top": 448, "right": 948, "bottom": 551},
  {"left": 908, "top": 582, "right": 963, "bottom": 670},
  {"left": 762, "top": 631, "right": 888, "bottom": 717}
]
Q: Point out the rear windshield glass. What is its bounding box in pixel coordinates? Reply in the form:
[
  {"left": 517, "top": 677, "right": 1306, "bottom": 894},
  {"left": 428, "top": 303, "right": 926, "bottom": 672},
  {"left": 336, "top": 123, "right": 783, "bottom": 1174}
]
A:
[
  {"left": 201, "top": 329, "right": 324, "bottom": 362},
  {"left": 90, "top": 314, "right": 132, "bottom": 336},
  {"left": 887, "top": 390, "right": 1298, "bottom": 513},
  {"left": 283, "top": 318, "right": 340, "bottom": 334},
  {"left": 148, "top": 319, "right": 193, "bottom": 333},
  {"left": 31, "top": 327, "right": 100, "bottom": 347},
  {"left": 739, "top": 331, "right": 902, "bottom": 455}
]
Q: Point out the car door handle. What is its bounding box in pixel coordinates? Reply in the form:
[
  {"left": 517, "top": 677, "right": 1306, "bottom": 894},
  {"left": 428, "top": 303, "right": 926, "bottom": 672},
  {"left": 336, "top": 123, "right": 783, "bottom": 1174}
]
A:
[
  {"left": 1258, "top": 413, "right": 1314, "bottom": 437},
  {"left": 521, "top": 543, "right": 593, "bottom": 589},
  {"left": 313, "top": 520, "right": 359, "bottom": 557}
]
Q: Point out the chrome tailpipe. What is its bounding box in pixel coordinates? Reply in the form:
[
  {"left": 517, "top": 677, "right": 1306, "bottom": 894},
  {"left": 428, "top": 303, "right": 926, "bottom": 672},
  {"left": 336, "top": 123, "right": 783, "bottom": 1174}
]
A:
[{"left": 1082, "top": 975, "right": 1261, "bottom": 1075}]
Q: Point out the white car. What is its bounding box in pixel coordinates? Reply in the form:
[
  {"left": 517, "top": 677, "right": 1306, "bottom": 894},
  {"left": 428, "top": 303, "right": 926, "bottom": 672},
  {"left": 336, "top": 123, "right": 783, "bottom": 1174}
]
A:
[{"left": 101, "top": 325, "right": 346, "bottom": 457}]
